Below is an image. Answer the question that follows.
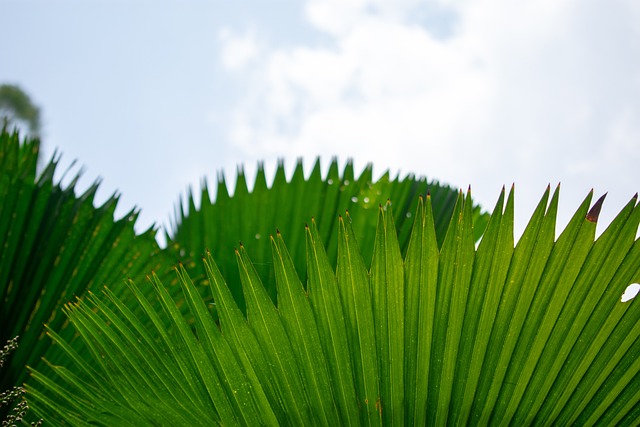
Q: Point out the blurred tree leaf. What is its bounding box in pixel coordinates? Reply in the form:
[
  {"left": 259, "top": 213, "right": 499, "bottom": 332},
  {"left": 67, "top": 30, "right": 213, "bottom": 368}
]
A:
[{"left": 0, "top": 84, "right": 41, "bottom": 137}]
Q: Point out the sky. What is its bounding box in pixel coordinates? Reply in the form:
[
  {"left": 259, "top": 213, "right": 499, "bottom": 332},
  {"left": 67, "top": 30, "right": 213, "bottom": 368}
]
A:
[{"left": 1, "top": 0, "right": 639, "bottom": 243}]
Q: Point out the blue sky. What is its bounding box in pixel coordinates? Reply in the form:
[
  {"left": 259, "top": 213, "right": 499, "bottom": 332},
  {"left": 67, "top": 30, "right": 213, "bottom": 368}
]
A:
[{"left": 2, "top": 0, "right": 639, "bottom": 241}]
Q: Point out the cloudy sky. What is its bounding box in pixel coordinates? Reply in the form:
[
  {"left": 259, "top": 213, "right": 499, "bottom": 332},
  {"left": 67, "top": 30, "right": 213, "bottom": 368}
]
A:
[{"left": 2, "top": 0, "right": 639, "bottom": 241}]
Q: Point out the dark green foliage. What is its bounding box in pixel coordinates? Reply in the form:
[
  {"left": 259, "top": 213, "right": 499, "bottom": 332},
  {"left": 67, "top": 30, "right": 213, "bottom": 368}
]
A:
[{"left": 0, "top": 128, "right": 174, "bottom": 412}]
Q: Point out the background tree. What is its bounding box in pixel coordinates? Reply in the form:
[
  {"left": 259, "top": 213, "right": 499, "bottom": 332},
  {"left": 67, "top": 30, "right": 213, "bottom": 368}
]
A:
[{"left": 0, "top": 84, "right": 41, "bottom": 137}]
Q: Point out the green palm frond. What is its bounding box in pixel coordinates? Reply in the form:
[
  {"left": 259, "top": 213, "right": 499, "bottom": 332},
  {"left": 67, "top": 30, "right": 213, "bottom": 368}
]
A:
[
  {"left": 0, "top": 129, "right": 174, "bottom": 400},
  {"left": 169, "top": 158, "right": 489, "bottom": 310},
  {"left": 28, "top": 185, "right": 640, "bottom": 425}
]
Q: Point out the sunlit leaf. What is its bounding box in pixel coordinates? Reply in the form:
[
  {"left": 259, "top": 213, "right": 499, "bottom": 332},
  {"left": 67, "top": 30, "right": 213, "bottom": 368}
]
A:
[{"left": 27, "top": 182, "right": 640, "bottom": 425}]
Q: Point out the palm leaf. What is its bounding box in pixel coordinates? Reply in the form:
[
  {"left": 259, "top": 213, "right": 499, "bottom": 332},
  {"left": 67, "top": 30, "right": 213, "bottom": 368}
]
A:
[
  {"left": 0, "top": 128, "right": 174, "bottom": 404},
  {"left": 27, "top": 184, "right": 640, "bottom": 424},
  {"left": 169, "top": 158, "right": 489, "bottom": 310}
]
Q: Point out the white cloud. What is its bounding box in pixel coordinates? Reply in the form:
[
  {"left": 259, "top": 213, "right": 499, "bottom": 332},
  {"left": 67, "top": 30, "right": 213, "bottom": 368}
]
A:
[
  {"left": 218, "top": 0, "right": 640, "bottom": 235},
  {"left": 218, "top": 28, "right": 260, "bottom": 70}
]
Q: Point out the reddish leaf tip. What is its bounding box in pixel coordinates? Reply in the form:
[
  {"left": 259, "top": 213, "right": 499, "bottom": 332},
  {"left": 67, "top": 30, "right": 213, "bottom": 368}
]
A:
[{"left": 586, "top": 193, "right": 607, "bottom": 223}]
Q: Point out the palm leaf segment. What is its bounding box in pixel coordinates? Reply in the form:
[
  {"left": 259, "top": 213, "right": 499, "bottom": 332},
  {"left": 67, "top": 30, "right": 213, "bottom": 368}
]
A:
[
  {"left": 29, "top": 185, "right": 640, "bottom": 425},
  {"left": 170, "top": 158, "right": 488, "bottom": 310},
  {"left": 0, "top": 129, "right": 173, "bottom": 398}
]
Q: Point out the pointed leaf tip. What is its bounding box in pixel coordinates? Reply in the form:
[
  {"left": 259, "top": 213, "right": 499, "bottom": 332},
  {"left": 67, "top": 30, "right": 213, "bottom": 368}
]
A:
[{"left": 586, "top": 193, "right": 607, "bottom": 223}]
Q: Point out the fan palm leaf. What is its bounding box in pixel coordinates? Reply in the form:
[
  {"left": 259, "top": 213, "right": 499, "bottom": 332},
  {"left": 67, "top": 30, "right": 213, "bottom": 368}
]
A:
[
  {"left": 27, "top": 184, "right": 640, "bottom": 425},
  {"left": 169, "top": 158, "right": 488, "bottom": 310}
]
